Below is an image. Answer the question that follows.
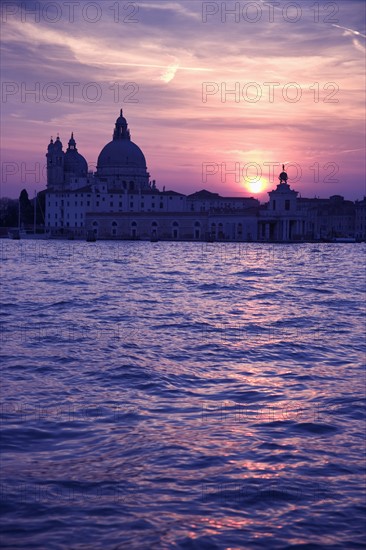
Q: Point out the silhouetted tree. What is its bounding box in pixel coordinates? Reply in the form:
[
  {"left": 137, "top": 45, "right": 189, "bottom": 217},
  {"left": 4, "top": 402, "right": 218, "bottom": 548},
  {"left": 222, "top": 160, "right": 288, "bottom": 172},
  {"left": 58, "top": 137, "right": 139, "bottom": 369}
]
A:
[
  {"left": 0, "top": 198, "right": 18, "bottom": 227},
  {"left": 19, "top": 189, "right": 33, "bottom": 226}
]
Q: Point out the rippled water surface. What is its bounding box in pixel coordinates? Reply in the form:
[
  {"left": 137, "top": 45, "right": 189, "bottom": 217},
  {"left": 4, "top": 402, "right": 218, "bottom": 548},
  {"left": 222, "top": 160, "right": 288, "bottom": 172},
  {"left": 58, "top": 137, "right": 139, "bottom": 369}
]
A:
[{"left": 1, "top": 241, "right": 365, "bottom": 549}]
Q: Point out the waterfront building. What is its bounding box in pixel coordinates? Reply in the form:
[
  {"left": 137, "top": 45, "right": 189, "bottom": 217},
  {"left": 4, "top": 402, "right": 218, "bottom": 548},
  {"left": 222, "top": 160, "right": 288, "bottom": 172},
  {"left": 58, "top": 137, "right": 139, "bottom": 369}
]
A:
[
  {"left": 45, "top": 111, "right": 364, "bottom": 242},
  {"left": 355, "top": 197, "right": 366, "bottom": 241},
  {"left": 258, "top": 166, "right": 305, "bottom": 241}
]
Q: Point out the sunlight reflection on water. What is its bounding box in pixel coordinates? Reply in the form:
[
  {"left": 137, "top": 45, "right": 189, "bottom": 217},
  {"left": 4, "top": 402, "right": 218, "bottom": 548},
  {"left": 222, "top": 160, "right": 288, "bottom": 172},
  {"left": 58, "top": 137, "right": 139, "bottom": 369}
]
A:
[{"left": 1, "top": 241, "right": 365, "bottom": 549}]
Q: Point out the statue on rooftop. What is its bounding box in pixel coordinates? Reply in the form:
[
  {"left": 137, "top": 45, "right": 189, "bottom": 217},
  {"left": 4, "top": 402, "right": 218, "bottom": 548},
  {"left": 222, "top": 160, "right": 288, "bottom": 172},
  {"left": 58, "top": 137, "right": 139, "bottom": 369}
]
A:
[{"left": 279, "top": 164, "right": 288, "bottom": 184}]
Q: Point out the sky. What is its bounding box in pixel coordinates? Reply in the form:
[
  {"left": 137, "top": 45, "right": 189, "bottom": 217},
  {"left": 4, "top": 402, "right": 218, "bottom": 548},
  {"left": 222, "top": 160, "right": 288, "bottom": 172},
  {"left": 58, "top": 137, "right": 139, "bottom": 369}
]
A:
[{"left": 1, "top": 0, "right": 365, "bottom": 202}]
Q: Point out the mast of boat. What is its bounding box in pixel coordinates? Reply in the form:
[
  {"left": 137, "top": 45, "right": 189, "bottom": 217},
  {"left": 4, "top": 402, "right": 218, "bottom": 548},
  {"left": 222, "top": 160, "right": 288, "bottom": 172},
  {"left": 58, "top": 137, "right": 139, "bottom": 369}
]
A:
[{"left": 34, "top": 190, "right": 37, "bottom": 234}]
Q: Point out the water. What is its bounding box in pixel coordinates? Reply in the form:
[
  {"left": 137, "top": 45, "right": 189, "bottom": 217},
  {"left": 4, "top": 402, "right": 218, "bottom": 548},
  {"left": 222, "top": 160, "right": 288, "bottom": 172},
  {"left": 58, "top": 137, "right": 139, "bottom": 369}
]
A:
[{"left": 1, "top": 240, "right": 365, "bottom": 549}]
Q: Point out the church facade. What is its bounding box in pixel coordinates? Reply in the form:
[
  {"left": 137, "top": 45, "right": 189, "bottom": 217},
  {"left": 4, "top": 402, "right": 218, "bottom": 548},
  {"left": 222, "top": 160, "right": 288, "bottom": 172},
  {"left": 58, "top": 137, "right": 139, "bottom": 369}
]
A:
[{"left": 45, "top": 111, "right": 360, "bottom": 241}]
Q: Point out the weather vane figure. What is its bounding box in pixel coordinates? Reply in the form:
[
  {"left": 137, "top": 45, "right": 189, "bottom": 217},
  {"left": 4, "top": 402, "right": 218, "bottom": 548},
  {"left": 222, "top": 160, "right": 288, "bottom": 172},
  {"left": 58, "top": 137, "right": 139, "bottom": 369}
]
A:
[{"left": 279, "top": 164, "right": 288, "bottom": 184}]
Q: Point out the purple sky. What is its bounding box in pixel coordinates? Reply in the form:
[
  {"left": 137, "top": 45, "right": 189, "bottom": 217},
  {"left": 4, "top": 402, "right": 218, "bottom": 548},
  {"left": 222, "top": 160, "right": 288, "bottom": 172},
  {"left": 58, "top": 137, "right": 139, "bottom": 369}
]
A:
[{"left": 1, "top": 0, "right": 365, "bottom": 201}]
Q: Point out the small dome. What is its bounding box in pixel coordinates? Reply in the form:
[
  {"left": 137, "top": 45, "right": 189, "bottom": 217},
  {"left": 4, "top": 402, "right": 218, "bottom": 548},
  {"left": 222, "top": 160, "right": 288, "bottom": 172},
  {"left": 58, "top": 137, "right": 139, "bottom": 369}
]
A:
[
  {"left": 54, "top": 136, "right": 62, "bottom": 149},
  {"left": 64, "top": 133, "right": 87, "bottom": 176},
  {"left": 64, "top": 149, "right": 88, "bottom": 176}
]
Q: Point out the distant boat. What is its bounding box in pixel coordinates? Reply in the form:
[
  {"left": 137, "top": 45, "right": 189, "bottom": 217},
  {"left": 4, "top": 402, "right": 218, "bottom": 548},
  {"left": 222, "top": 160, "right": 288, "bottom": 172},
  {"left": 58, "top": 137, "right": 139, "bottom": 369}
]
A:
[
  {"left": 8, "top": 196, "right": 23, "bottom": 239},
  {"left": 8, "top": 228, "right": 25, "bottom": 239},
  {"left": 8, "top": 228, "right": 50, "bottom": 240},
  {"left": 9, "top": 190, "right": 48, "bottom": 240},
  {"left": 333, "top": 237, "right": 356, "bottom": 243},
  {"left": 23, "top": 232, "right": 50, "bottom": 240}
]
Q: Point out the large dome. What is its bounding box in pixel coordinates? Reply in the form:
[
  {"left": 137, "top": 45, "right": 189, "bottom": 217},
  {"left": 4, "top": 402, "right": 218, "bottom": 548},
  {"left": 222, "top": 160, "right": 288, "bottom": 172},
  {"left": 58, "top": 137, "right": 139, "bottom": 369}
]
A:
[
  {"left": 97, "top": 139, "right": 146, "bottom": 170},
  {"left": 96, "top": 110, "right": 147, "bottom": 176}
]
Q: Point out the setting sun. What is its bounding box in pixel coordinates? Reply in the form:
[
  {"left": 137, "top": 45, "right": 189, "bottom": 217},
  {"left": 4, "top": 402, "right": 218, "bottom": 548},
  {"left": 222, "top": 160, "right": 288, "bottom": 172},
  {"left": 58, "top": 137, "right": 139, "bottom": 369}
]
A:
[{"left": 245, "top": 177, "right": 268, "bottom": 195}]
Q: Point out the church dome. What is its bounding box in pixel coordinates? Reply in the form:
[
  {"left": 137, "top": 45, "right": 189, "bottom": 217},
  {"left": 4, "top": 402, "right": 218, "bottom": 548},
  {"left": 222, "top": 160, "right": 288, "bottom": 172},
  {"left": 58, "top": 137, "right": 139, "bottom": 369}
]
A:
[
  {"left": 64, "top": 133, "right": 88, "bottom": 176},
  {"left": 97, "top": 110, "right": 147, "bottom": 175},
  {"left": 54, "top": 136, "right": 62, "bottom": 149},
  {"left": 97, "top": 139, "right": 146, "bottom": 170},
  {"left": 64, "top": 150, "right": 88, "bottom": 175}
]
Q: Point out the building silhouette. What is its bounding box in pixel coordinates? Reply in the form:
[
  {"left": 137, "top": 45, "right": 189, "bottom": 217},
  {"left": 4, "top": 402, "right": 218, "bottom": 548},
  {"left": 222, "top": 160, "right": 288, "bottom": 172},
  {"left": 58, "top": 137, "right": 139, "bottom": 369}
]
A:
[{"left": 45, "top": 111, "right": 364, "bottom": 242}]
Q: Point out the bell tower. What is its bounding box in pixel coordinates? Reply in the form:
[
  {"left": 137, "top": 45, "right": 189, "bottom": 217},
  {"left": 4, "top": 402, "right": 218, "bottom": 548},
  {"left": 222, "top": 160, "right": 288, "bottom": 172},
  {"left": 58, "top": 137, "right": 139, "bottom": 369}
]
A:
[{"left": 46, "top": 135, "right": 65, "bottom": 190}]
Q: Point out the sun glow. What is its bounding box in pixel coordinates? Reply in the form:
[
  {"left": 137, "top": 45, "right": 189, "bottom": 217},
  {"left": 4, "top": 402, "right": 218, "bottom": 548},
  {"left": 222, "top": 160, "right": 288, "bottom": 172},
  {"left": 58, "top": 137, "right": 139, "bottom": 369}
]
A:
[{"left": 245, "top": 177, "right": 268, "bottom": 194}]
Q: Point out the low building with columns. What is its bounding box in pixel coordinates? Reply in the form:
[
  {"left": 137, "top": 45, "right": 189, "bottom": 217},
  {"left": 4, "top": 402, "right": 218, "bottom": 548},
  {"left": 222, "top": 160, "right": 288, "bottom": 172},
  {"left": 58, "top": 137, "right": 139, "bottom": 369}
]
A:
[{"left": 258, "top": 167, "right": 305, "bottom": 241}]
